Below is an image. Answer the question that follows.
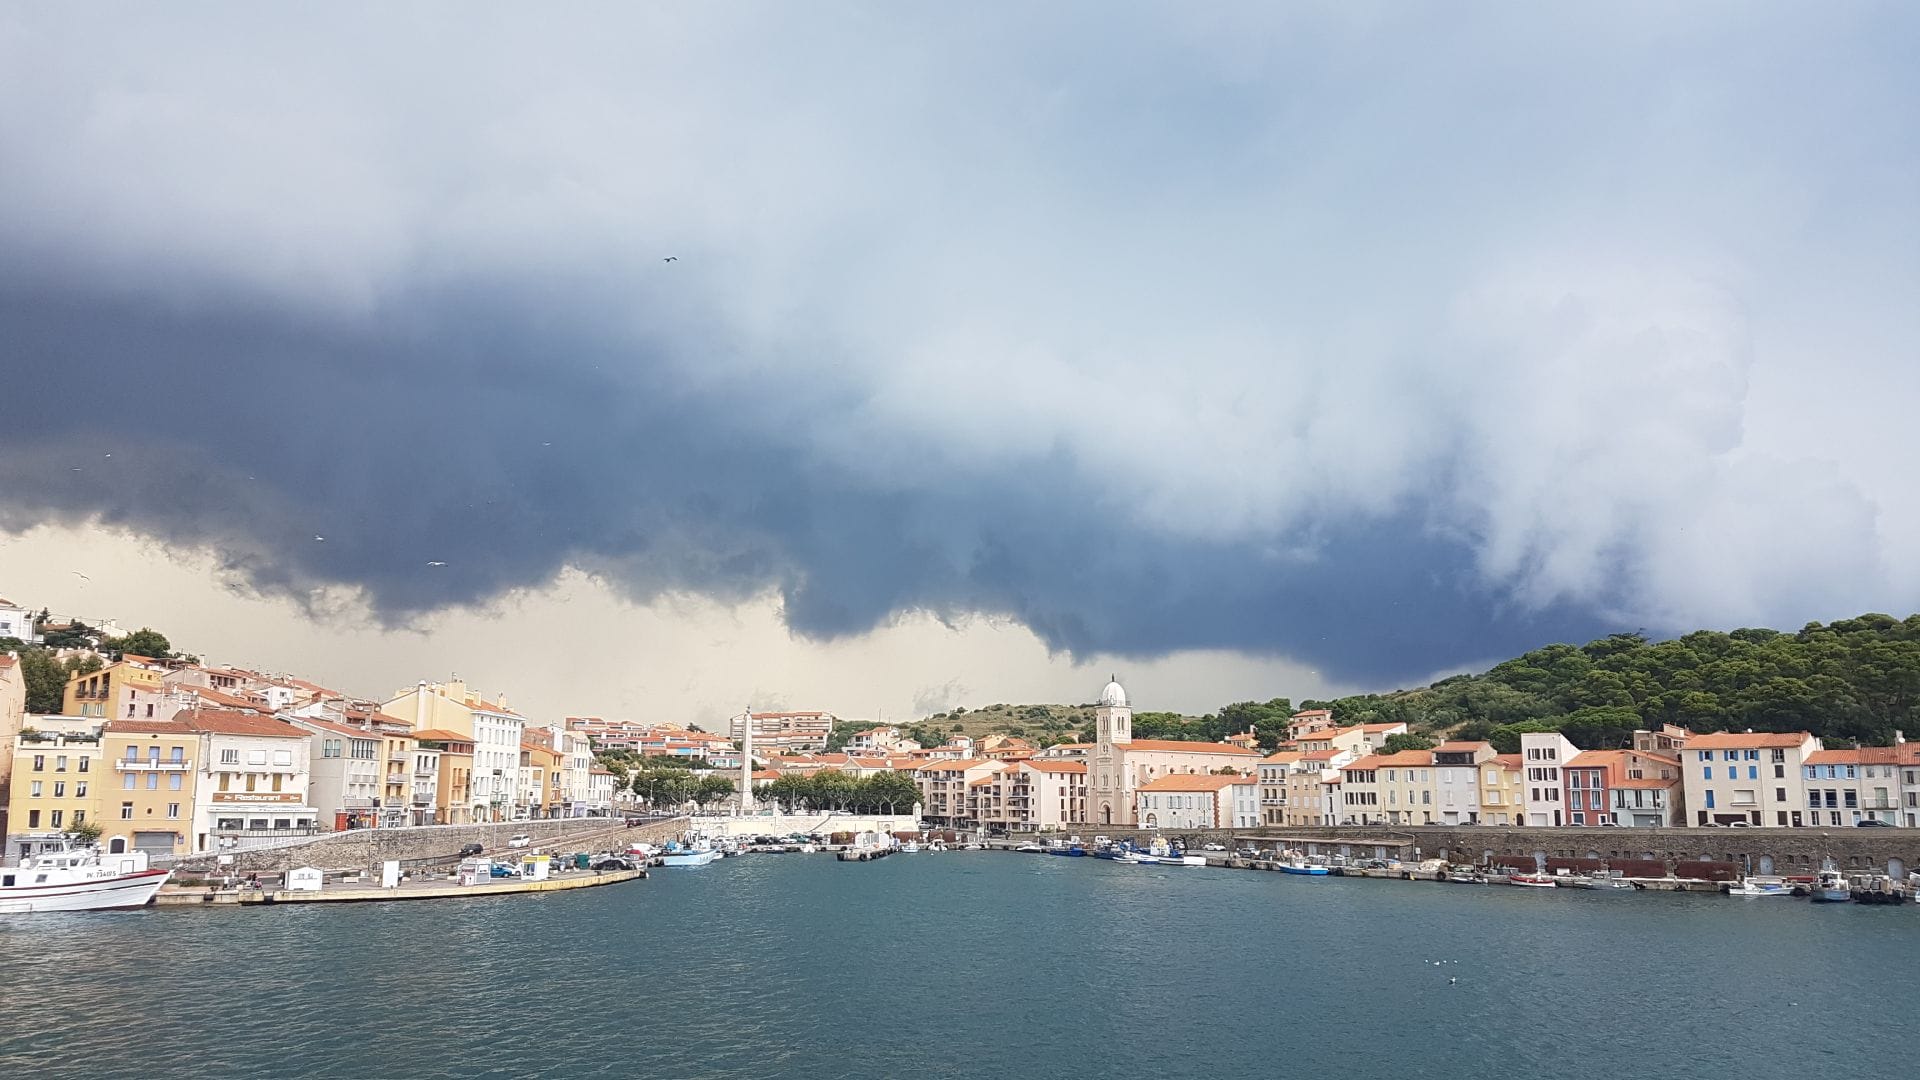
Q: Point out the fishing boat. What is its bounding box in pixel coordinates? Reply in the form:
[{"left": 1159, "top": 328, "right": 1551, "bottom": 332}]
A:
[
  {"left": 1727, "top": 876, "right": 1794, "bottom": 898},
  {"left": 899, "top": 841, "right": 921, "bottom": 853},
  {"left": 1014, "top": 841, "right": 1046, "bottom": 853},
  {"left": 0, "top": 845, "right": 170, "bottom": 913},
  {"left": 1278, "top": 860, "right": 1331, "bottom": 876},
  {"left": 658, "top": 840, "right": 722, "bottom": 867},
  {"left": 1508, "top": 872, "right": 1558, "bottom": 888},
  {"left": 1562, "top": 872, "right": 1636, "bottom": 890},
  {"left": 1809, "top": 861, "right": 1852, "bottom": 903}
]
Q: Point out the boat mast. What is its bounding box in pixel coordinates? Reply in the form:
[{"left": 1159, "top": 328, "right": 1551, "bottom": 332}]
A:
[{"left": 739, "top": 703, "right": 753, "bottom": 818}]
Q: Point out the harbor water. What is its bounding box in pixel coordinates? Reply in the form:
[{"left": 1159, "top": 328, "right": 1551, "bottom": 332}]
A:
[{"left": 1, "top": 851, "right": 1911, "bottom": 1079}]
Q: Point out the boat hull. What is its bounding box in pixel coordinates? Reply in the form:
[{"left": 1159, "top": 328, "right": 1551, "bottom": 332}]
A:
[
  {"left": 0, "top": 867, "right": 170, "bottom": 913},
  {"left": 1278, "top": 865, "right": 1330, "bottom": 876},
  {"left": 658, "top": 850, "right": 721, "bottom": 868}
]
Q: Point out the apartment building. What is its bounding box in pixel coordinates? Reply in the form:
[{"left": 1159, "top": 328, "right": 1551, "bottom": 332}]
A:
[
  {"left": 1680, "top": 731, "right": 1820, "bottom": 827},
  {"left": 183, "top": 710, "right": 317, "bottom": 852},
  {"left": 100, "top": 718, "right": 198, "bottom": 856}
]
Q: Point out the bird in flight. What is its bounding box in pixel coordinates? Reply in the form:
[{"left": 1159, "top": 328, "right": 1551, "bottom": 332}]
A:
[
  {"left": 663, "top": 256, "right": 678, "bottom": 262},
  {"left": 313, "top": 535, "right": 326, "bottom": 542},
  {"left": 427, "top": 561, "right": 448, "bottom": 567},
  {"left": 72, "top": 571, "right": 91, "bottom": 581}
]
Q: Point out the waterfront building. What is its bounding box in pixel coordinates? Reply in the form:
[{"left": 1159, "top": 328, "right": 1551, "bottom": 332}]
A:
[
  {"left": 384, "top": 681, "right": 525, "bottom": 822},
  {"left": 1257, "top": 751, "right": 1302, "bottom": 826},
  {"left": 99, "top": 718, "right": 197, "bottom": 856},
  {"left": 1278, "top": 748, "right": 1353, "bottom": 827},
  {"left": 1680, "top": 730, "right": 1820, "bottom": 827},
  {"left": 1520, "top": 732, "right": 1581, "bottom": 826},
  {"left": 5, "top": 721, "right": 104, "bottom": 860},
  {"left": 845, "top": 726, "right": 921, "bottom": 754},
  {"left": 181, "top": 709, "right": 317, "bottom": 852},
  {"left": 63, "top": 656, "right": 169, "bottom": 721},
  {"left": 1432, "top": 741, "right": 1494, "bottom": 825},
  {"left": 519, "top": 738, "right": 559, "bottom": 819},
  {"left": 1036, "top": 742, "right": 1091, "bottom": 760},
  {"left": 413, "top": 729, "right": 476, "bottom": 824},
  {"left": 1902, "top": 738, "right": 1920, "bottom": 829},
  {"left": 1479, "top": 754, "right": 1523, "bottom": 825},
  {"left": 1339, "top": 750, "right": 1436, "bottom": 825},
  {"left": 1802, "top": 747, "right": 1906, "bottom": 827},
  {"left": 586, "top": 764, "right": 617, "bottom": 815},
  {"left": 1561, "top": 748, "right": 1683, "bottom": 826},
  {"left": 289, "top": 717, "right": 382, "bottom": 829},
  {"left": 0, "top": 596, "right": 43, "bottom": 644},
  {"left": 1085, "top": 678, "right": 1261, "bottom": 827},
  {"left": 1610, "top": 772, "right": 1680, "bottom": 828},
  {"left": 964, "top": 759, "right": 1087, "bottom": 832},
  {"left": 1133, "top": 774, "right": 1255, "bottom": 830},
  {"left": 914, "top": 758, "right": 999, "bottom": 828},
  {"left": 0, "top": 653, "right": 24, "bottom": 817}
]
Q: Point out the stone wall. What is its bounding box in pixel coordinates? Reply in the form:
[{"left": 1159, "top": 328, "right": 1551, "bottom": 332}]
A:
[
  {"left": 173, "top": 817, "right": 687, "bottom": 875},
  {"left": 1236, "top": 825, "right": 1919, "bottom": 877}
]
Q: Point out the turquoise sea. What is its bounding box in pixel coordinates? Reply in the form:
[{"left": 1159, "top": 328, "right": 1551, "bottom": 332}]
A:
[{"left": 0, "top": 852, "right": 1911, "bottom": 1079}]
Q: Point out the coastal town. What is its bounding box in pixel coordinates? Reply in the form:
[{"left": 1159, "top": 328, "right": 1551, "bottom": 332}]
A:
[{"left": 4, "top": 589, "right": 1920, "bottom": 911}]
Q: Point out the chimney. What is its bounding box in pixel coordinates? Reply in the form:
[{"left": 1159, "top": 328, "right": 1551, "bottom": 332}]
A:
[{"left": 1896, "top": 731, "right": 1906, "bottom": 746}]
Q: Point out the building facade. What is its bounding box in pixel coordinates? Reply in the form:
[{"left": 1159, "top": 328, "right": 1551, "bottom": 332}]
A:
[
  {"left": 183, "top": 710, "right": 317, "bottom": 853},
  {"left": 1681, "top": 731, "right": 1820, "bottom": 827},
  {"left": 100, "top": 718, "right": 198, "bottom": 856}
]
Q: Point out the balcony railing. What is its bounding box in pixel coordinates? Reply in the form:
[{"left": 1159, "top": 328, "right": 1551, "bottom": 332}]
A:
[{"left": 116, "top": 760, "right": 192, "bottom": 771}]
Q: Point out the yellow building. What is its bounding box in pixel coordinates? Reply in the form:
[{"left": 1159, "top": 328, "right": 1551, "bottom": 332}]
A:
[
  {"left": 1480, "top": 753, "right": 1525, "bottom": 826},
  {"left": 63, "top": 657, "right": 168, "bottom": 721},
  {"left": 100, "top": 718, "right": 199, "bottom": 856},
  {"left": 5, "top": 724, "right": 106, "bottom": 859},
  {"left": 414, "top": 729, "right": 475, "bottom": 825}
]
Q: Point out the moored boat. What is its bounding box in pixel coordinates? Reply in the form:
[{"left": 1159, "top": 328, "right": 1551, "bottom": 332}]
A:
[
  {"left": 1809, "top": 862, "right": 1852, "bottom": 903},
  {"left": 658, "top": 841, "right": 722, "bottom": 867},
  {"left": 1728, "top": 876, "right": 1793, "bottom": 898},
  {"left": 1508, "top": 873, "right": 1558, "bottom": 888},
  {"left": 0, "top": 845, "right": 170, "bottom": 913},
  {"left": 1278, "top": 861, "right": 1331, "bottom": 876}
]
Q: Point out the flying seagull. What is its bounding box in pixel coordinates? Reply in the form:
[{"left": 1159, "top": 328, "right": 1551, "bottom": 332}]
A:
[
  {"left": 72, "top": 571, "right": 91, "bottom": 581},
  {"left": 663, "top": 256, "right": 678, "bottom": 262},
  {"left": 426, "top": 561, "right": 447, "bottom": 567},
  {"left": 313, "top": 535, "right": 326, "bottom": 542}
]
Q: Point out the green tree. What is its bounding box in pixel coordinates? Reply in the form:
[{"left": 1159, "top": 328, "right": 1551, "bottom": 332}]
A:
[
  {"left": 18, "top": 648, "right": 69, "bottom": 713},
  {"left": 66, "top": 819, "right": 104, "bottom": 845},
  {"left": 105, "top": 627, "right": 173, "bottom": 659},
  {"left": 1380, "top": 733, "right": 1436, "bottom": 754}
]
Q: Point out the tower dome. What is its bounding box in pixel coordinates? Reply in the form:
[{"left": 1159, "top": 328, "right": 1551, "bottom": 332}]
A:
[{"left": 1098, "top": 676, "right": 1128, "bottom": 708}]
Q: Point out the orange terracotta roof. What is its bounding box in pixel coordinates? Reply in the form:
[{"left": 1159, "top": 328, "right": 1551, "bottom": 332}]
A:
[
  {"left": 1805, "top": 746, "right": 1909, "bottom": 766},
  {"left": 1136, "top": 773, "right": 1246, "bottom": 792},
  {"left": 1300, "top": 749, "right": 1344, "bottom": 761},
  {"left": 968, "top": 776, "right": 996, "bottom": 788},
  {"left": 1123, "top": 738, "right": 1260, "bottom": 756},
  {"left": 183, "top": 686, "right": 264, "bottom": 710},
  {"left": 1358, "top": 723, "right": 1408, "bottom": 733},
  {"left": 918, "top": 758, "right": 990, "bottom": 772},
  {"left": 1492, "top": 754, "right": 1523, "bottom": 770},
  {"left": 1612, "top": 776, "right": 1678, "bottom": 789},
  {"left": 1292, "top": 709, "right": 1332, "bottom": 718},
  {"left": 411, "top": 728, "right": 474, "bottom": 743},
  {"left": 1021, "top": 760, "right": 1087, "bottom": 775},
  {"left": 104, "top": 718, "right": 196, "bottom": 735},
  {"left": 178, "top": 709, "right": 307, "bottom": 739},
  {"left": 1261, "top": 751, "right": 1303, "bottom": 763},
  {"left": 1434, "top": 741, "right": 1492, "bottom": 753},
  {"left": 1685, "top": 731, "right": 1814, "bottom": 749},
  {"left": 1566, "top": 750, "right": 1625, "bottom": 768},
  {"left": 290, "top": 717, "right": 383, "bottom": 740},
  {"left": 1345, "top": 750, "right": 1434, "bottom": 770}
]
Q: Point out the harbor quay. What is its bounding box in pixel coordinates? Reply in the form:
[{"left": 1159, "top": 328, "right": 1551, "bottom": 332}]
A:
[
  {"left": 158, "top": 816, "right": 684, "bottom": 876},
  {"left": 1023, "top": 824, "right": 1919, "bottom": 880}
]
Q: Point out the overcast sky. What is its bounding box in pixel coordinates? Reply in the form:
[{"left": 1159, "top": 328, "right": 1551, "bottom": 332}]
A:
[{"left": 2, "top": 6, "right": 1915, "bottom": 723}]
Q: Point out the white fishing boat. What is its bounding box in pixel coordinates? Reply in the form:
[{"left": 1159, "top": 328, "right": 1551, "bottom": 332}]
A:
[
  {"left": 0, "top": 845, "right": 170, "bottom": 913},
  {"left": 658, "top": 840, "right": 721, "bottom": 867},
  {"left": 1809, "top": 860, "right": 1852, "bottom": 903},
  {"left": 1728, "top": 876, "right": 1793, "bottom": 898},
  {"left": 900, "top": 841, "right": 922, "bottom": 853}
]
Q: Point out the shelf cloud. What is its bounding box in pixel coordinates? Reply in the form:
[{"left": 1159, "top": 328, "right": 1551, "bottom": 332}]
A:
[{"left": 2, "top": 6, "right": 1915, "bottom": 686}]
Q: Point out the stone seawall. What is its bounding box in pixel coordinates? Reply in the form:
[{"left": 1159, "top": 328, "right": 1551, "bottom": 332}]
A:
[
  {"left": 1057, "top": 824, "right": 1918, "bottom": 877},
  {"left": 175, "top": 817, "right": 687, "bottom": 875}
]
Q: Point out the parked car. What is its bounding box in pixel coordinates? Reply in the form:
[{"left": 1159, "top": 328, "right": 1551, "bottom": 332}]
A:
[
  {"left": 488, "top": 863, "right": 518, "bottom": 878},
  {"left": 457, "top": 843, "right": 484, "bottom": 857},
  {"left": 593, "top": 857, "right": 635, "bottom": 871},
  {"left": 1856, "top": 819, "right": 1894, "bottom": 827},
  {"left": 507, "top": 834, "right": 534, "bottom": 848},
  {"left": 1201, "top": 843, "right": 1227, "bottom": 852}
]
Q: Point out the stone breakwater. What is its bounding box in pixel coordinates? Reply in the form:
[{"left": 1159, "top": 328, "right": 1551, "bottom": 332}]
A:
[{"left": 168, "top": 817, "right": 685, "bottom": 874}]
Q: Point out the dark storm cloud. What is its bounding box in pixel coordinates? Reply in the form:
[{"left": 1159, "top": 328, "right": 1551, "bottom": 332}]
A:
[{"left": 2, "top": 6, "right": 1916, "bottom": 686}]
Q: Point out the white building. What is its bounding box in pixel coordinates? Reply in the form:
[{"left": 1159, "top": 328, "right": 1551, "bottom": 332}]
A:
[
  {"left": 470, "top": 704, "right": 525, "bottom": 822},
  {"left": 1085, "top": 678, "right": 1261, "bottom": 827},
  {"left": 181, "top": 709, "right": 317, "bottom": 852},
  {"left": 1520, "top": 731, "right": 1581, "bottom": 827},
  {"left": 1681, "top": 731, "right": 1820, "bottom": 827},
  {"left": 0, "top": 596, "right": 41, "bottom": 644},
  {"left": 1432, "top": 741, "right": 1494, "bottom": 826},
  {"left": 1133, "top": 774, "right": 1256, "bottom": 830},
  {"left": 287, "top": 717, "right": 382, "bottom": 828}
]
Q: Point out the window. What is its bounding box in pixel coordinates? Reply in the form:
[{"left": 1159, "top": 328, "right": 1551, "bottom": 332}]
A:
[
  {"left": 49, "top": 810, "right": 63, "bottom": 828},
  {"left": 247, "top": 750, "right": 268, "bottom": 766},
  {"left": 26, "top": 810, "right": 39, "bottom": 828},
  {"left": 1705, "top": 791, "right": 1715, "bottom": 809},
  {"left": 76, "top": 782, "right": 87, "bottom": 797},
  {"left": 1703, "top": 767, "right": 1712, "bottom": 780},
  {"left": 169, "top": 773, "right": 183, "bottom": 791},
  {"left": 31, "top": 754, "right": 43, "bottom": 771},
  {"left": 272, "top": 750, "right": 293, "bottom": 767},
  {"left": 169, "top": 746, "right": 185, "bottom": 763},
  {"left": 52, "top": 782, "right": 65, "bottom": 797},
  {"left": 1775, "top": 788, "right": 1786, "bottom": 803},
  {"left": 1748, "top": 766, "right": 1758, "bottom": 780},
  {"left": 125, "top": 746, "right": 141, "bottom": 762},
  {"left": 1771, "top": 749, "right": 1785, "bottom": 763},
  {"left": 1774, "top": 764, "right": 1785, "bottom": 779},
  {"left": 1845, "top": 765, "right": 1857, "bottom": 780},
  {"left": 123, "top": 773, "right": 136, "bottom": 790},
  {"left": 1697, "top": 751, "right": 1710, "bottom": 762},
  {"left": 78, "top": 756, "right": 89, "bottom": 773},
  {"left": 120, "top": 802, "right": 134, "bottom": 820},
  {"left": 147, "top": 773, "right": 159, "bottom": 790},
  {"left": 167, "top": 803, "right": 180, "bottom": 819},
  {"left": 1724, "top": 750, "right": 1738, "bottom": 761},
  {"left": 29, "top": 781, "right": 42, "bottom": 797},
  {"left": 73, "top": 811, "right": 85, "bottom": 825},
  {"left": 55, "top": 755, "right": 67, "bottom": 772},
  {"left": 221, "top": 749, "right": 239, "bottom": 765}
]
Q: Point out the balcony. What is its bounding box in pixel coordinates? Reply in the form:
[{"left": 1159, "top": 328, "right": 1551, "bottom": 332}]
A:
[
  {"left": 389, "top": 753, "right": 409, "bottom": 764},
  {"left": 115, "top": 759, "right": 192, "bottom": 771}
]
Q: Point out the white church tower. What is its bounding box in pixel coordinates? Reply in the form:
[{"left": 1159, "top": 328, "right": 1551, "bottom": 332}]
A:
[
  {"left": 1095, "top": 675, "right": 1131, "bottom": 744},
  {"left": 1090, "top": 675, "right": 1133, "bottom": 826}
]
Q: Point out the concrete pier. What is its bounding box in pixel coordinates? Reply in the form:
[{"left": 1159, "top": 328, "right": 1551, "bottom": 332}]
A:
[{"left": 154, "top": 866, "right": 646, "bottom": 906}]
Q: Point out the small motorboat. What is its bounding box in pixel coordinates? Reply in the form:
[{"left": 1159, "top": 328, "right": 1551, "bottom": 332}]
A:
[
  {"left": 1809, "top": 862, "right": 1852, "bottom": 903},
  {"left": 1278, "top": 861, "right": 1331, "bottom": 876},
  {"left": 1508, "top": 873, "right": 1558, "bottom": 888}
]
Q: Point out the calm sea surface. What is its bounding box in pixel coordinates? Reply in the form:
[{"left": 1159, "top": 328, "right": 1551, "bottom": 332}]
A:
[{"left": 1, "top": 853, "right": 1912, "bottom": 1079}]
